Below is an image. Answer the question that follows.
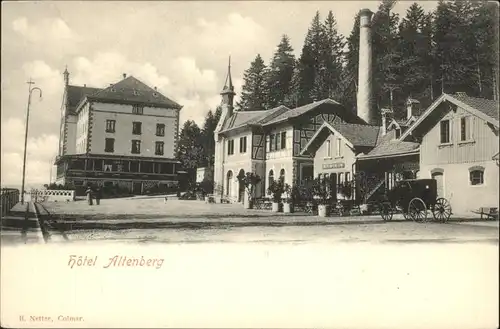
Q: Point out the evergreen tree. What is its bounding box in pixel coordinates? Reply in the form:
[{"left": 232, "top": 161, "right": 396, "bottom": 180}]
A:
[
  {"left": 343, "top": 13, "right": 361, "bottom": 112},
  {"left": 284, "top": 60, "right": 301, "bottom": 108},
  {"left": 236, "top": 54, "right": 269, "bottom": 111},
  {"left": 397, "top": 3, "right": 434, "bottom": 110},
  {"left": 266, "top": 35, "right": 296, "bottom": 108},
  {"left": 315, "top": 11, "right": 346, "bottom": 101},
  {"left": 468, "top": 0, "right": 499, "bottom": 99},
  {"left": 176, "top": 120, "right": 204, "bottom": 181},
  {"left": 372, "top": 0, "right": 402, "bottom": 116},
  {"left": 293, "top": 11, "right": 324, "bottom": 105},
  {"left": 201, "top": 110, "right": 219, "bottom": 168}
]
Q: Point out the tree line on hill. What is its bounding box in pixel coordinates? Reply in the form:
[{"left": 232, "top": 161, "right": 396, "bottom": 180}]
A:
[
  {"left": 177, "top": 0, "right": 499, "bottom": 182},
  {"left": 239, "top": 0, "right": 498, "bottom": 117}
]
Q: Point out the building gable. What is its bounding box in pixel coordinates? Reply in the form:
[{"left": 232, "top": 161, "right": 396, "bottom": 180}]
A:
[{"left": 401, "top": 93, "right": 499, "bottom": 142}]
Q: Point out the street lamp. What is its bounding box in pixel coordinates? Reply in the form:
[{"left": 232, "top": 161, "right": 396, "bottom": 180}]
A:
[{"left": 20, "top": 78, "right": 42, "bottom": 204}]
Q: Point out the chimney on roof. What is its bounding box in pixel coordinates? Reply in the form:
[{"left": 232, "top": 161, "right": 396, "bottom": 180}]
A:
[
  {"left": 123, "top": 73, "right": 127, "bottom": 79},
  {"left": 154, "top": 86, "right": 157, "bottom": 91},
  {"left": 357, "top": 8, "right": 376, "bottom": 125},
  {"left": 406, "top": 97, "right": 421, "bottom": 120},
  {"left": 84, "top": 84, "right": 86, "bottom": 87},
  {"left": 381, "top": 108, "right": 392, "bottom": 136}
]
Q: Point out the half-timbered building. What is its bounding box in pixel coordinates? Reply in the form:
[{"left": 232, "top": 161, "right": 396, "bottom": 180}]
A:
[
  {"left": 54, "top": 69, "right": 182, "bottom": 194},
  {"left": 213, "top": 61, "right": 365, "bottom": 202}
]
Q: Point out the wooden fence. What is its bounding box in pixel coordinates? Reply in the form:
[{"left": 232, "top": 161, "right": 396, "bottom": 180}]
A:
[{"left": 1, "top": 188, "right": 20, "bottom": 216}]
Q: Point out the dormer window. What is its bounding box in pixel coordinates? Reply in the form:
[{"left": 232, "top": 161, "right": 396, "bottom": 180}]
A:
[
  {"left": 110, "top": 88, "right": 116, "bottom": 92},
  {"left": 133, "top": 90, "right": 139, "bottom": 96},
  {"left": 132, "top": 105, "right": 143, "bottom": 115},
  {"left": 153, "top": 92, "right": 158, "bottom": 97}
]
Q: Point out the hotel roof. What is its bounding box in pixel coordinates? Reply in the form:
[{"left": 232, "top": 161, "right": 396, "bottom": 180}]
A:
[{"left": 69, "top": 76, "right": 182, "bottom": 113}]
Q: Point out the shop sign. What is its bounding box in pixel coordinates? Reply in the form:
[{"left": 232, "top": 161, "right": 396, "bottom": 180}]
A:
[{"left": 322, "top": 162, "right": 345, "bottom": 170}]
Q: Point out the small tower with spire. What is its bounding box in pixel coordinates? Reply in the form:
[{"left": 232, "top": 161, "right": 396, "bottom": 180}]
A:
[
  {"left": 220, "top": 56, "right": 236, "bottom": 110},
  {"left": 63, "top": 66, "right": 70, "bottom": 86}
]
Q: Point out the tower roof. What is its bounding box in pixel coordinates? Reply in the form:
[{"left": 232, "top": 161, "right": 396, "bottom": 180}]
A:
[{"left": 221, "top": 56, "right": 235, "bottom": 95}]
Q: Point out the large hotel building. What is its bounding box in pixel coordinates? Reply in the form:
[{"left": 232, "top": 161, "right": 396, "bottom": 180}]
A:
[{"left": 54, "top": 70, "right": 182, "bottom": 194}]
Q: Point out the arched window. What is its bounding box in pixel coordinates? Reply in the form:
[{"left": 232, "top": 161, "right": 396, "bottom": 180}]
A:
[
  {"left": 279, "top": 169, "right": 285, "bottom": 184},
  {"left": 469, "top": 166, "right": 484, "bottom": 185},
  {"left": 269, "top": 170, "right": 274, "bottom": 186}
]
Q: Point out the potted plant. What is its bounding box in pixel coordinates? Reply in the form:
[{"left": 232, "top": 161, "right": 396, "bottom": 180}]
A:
[
  {"left": 312, "top": 178, "right": 332, "bottom": 217},
  {"left": 237, "top": 171, "right": 262, "bottom": 209},
  {"left": 282, "top": 183, "right": 295, "bottom": 213},
  {"left": 267, "top": 180, "right": 284, "bottom": 212},
  {"left": 338, "top": 181, "right": 353, "bottom": 200}
]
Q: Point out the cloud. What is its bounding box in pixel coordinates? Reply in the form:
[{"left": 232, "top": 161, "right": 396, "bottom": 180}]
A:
[
  {"left": 1, "top": 118, "right": 58, "bottom": 187},
  {"left": 12, "top": 16, "right": 74, "bottom": 42},
  {"left": 71, "top": 52, "right": 221, "bottom": 125},
  {"left": 11, "top": 16, "right": 79, "bottom": 59},
  {"left": 22, "top": 60, "right": 62, "bottom": 97}
]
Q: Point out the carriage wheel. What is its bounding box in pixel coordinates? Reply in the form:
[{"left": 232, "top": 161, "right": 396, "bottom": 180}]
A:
[
  {"left": 432, "top": 198, "right": 452, "bottom": 223},
  {"left": 380, "top": 202, "right": 393, "bottom": 221},
  {"left": 396, "top": 200, "right": 410, "bottom": 220},
  {"left": 408, "top": 198, "right": 427, "bottom": 223}
]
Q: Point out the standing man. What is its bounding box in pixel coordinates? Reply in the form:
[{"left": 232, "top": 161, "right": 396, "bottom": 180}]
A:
[
  {"left": 85, "top": 185, "right": 93, "bottom": 206},
  {"left": 95, "top": 187, "right": 102, "bottom": 205}
]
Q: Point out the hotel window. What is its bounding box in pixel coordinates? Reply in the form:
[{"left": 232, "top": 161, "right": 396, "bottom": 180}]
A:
[
  {"left": 105, "top": 120, "right": 116, "bottom": 133},
  {"left": 227, "top": 140, "right": 235, "bottom": 155},
  {"left": 440, "top": 120, "right": 450, "bottom": 144},
  {"left": 156, "top": 123, "right": 165, "bottom": 137},
  {"left": 336, "top": 138, "right": 342, "bottom": 157},
  {"left": 239, "top": 136, "right": 247, "bottom": 153},
  {"left": 281, "top": 131, "right": 286, "bottom": 149},
  {"left": 469, "top": 168, "right": 484, "bottom": 186},
  {"left": 132, "top": 105, "right": 144, "bottom": 115},
  {"left": 325, "top": 140, "right": 331, "bottom": 157},
  {"left": 131, "top": 140, "right": 141, "bottom": 154},
  {"left": 155, "top": 141, "right": 164, "bottom": 156},
  {"left": 105, "top": 138, "right": 115, "bottom": 153},
  {"left": 269, "top": 134, "right": 275, "bottom": 152},
  {"left": 275, "top": 133, "right": 281, "bottom": 151},
  {"left": 132, "top": 122, "right": 142, "bottom": 135},
  {"left": 460, "top": 117, "right": 472, "bottom": 141},
  {"left": 345, "top": 172, "right": 351, "bottom": 183}
]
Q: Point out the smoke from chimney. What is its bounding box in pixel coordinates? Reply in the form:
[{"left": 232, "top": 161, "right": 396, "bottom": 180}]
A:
[{"left": 357, "top": 8, "right": 376, "bottom": 125}]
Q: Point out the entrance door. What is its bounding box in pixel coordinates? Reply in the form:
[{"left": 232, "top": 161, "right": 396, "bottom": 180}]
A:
[
  {"left": 330, "top": 173, "right": 337, "bottom": 201},
  {"left": 238, "top": 169, "right": 245, "bottom": 203},
  {"left": 431, "top": 172, "right": 444, "bottom": 198},
  {"left": 301, "top": 165, "right": 314, "bottom": 182},
  {"left": 132, "top": 182, "right": 142, "bottom": 195}
]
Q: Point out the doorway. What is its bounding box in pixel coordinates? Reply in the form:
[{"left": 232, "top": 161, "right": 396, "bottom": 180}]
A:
[
  {"left": 132, "top": 182, "right": 142, "bottom": 195},
  {"left": 238, "top": 169, "right": 245, "bottom": 203},
  {"left": 431, "top": 171, "right": 444, "bottom": 198},
  {"left": 226, "top": 171, "right": 233, "bottom": 199}
]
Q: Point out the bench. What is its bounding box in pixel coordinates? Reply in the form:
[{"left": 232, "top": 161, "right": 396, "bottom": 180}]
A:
[
  {"left": 474, "top": 207, "right": 499, "bottom": 220},
  {"left": 254, "top": 198, "right": 273, "bottom": 210}
]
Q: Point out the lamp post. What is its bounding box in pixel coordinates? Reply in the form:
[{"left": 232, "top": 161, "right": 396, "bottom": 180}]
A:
[{"left": 20, "top": 78, "right": 42, "bottom": 204}]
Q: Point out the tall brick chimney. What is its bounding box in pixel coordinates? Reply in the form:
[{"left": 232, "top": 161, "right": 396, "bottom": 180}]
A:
[{"left": 357, "top": 8, "right": 376, "bottom": 125}]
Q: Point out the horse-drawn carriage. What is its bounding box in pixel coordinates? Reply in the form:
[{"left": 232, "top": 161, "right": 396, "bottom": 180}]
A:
[{"left": 378, "top": 179, "right": 452, "bottom": 222}]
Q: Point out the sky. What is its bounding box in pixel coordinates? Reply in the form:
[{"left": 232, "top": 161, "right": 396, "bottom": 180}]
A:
[{"left": 1, "top": 1, "right": 439, "bottom": 188}]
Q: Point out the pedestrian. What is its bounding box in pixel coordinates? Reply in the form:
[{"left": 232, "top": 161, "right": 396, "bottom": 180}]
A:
[
  {"left": 95, "top": 187, "right": 102, "bottom": 205},
  {"left": 85, "top": 186, "right": 93, "bottom": 206}
]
